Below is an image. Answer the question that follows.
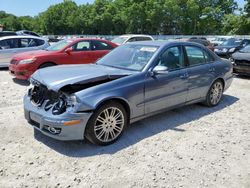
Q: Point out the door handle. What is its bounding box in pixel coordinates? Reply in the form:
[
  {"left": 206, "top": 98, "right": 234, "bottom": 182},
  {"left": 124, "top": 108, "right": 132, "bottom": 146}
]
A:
[
  {"left": 180, "top": 73, "right": 189, "bottom": 79},
  {"left": 209, "top": 67, "right": 215, "bottom": 72}
]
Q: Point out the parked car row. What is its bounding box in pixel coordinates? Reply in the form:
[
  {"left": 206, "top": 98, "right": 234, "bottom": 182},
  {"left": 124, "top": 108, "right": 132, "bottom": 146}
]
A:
[{"left": 0, "top": 30, "right": 40, "bottom": 37}]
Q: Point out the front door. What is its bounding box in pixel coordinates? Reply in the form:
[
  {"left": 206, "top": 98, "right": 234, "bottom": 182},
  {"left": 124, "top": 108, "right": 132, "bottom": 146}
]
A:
[
  {"left": 67, "top": 40, "right": 93, "bottom": 64},
  {"left": 144, "top": 46, "right": 188, "bottom": 114}
]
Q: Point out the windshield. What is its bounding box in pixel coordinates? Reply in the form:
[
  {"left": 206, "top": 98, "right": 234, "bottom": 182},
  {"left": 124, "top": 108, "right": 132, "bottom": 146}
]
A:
[
  {"left": 239, "top": 44, "right": 250, "bottom": 53},
  {"left": 46, "top": 40, "right": 72, "bottom": 51},
  {"left": 221, "top": 38, "right": 241, "bottom": 46},
  {"left": 111, "top": 37, "right": 128, "bottom": 45},
  {"left": 97, "top": 44, "right": 159, "bottom": 71}
]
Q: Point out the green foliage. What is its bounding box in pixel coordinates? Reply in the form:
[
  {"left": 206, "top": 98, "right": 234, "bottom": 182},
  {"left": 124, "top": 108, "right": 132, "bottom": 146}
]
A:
[{"left": 0, "top": 0, "right": 249, "bottom": 35}]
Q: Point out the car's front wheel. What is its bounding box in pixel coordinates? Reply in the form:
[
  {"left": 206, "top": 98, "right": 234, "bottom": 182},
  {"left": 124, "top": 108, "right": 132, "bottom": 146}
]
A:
[
  {"left": 85, "top": 102, "right": 127, "bottom": 145},
  {"left": 205, "top": 80, "right": 224, "bottom": 107}
]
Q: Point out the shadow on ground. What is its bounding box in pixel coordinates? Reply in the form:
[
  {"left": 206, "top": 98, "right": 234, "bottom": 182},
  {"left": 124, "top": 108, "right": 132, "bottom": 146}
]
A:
[
  {"left": 12, "top": 78, "right": 30, "bottom": 86},
  {"left": 235, "top": 75, "right": 250, "bottom": 80},
  {"left": 34, "top": 94, "right": 239, "bottom": 157}
]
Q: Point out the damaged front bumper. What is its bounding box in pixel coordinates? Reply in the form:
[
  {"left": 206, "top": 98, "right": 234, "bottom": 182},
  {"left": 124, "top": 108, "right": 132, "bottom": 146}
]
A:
[{"left": 24, "top": 94, "right": 93, "bottom": 141}]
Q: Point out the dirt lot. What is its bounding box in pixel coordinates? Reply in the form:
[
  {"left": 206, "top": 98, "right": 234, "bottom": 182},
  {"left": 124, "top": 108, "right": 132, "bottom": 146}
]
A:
[{"left": 0, "top": 69, "right": 249, "bottom": 188}]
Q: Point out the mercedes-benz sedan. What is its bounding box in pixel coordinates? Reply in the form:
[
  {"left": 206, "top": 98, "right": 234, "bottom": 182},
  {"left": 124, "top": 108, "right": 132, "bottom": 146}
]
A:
[{"left": 24, "top": 41, "right": 233, "bottom": 145}]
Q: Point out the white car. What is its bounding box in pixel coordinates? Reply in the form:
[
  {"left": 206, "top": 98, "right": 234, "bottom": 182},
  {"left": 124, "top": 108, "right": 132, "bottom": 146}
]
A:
[
  {"left": 111, "top": 34, "right": 154, "bottom": 45},
  {"left": 0, "top": 35, "right": 49, "bottom": 67},
  {"left": 211, "top": 37, "right": 230, "bottom": 46}
]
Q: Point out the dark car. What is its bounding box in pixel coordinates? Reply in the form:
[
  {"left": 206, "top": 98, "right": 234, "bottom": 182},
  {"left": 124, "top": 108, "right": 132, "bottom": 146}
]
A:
[
  {"left": 231, "top": 44, "right": 250, "bottom": 76},
  {"left": 0, "top": 31, "right": 17, "bottom": 37},
  {"left": 185, "top": 38, "right": 214, "bottom": 51},
  {"left": 16, "top": 30, "right": 40, "bottom": 37},
  {"left": 214, "top": 38, "right": 250, "bottom": 58},
  {"left": 24, "top": 41, "right": 233, "bottom": 145}
]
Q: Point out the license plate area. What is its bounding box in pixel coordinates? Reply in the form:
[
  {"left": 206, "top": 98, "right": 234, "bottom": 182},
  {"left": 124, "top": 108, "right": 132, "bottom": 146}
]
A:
[{"left": 30, "top": 112, "right": 42, "bottom": 128}]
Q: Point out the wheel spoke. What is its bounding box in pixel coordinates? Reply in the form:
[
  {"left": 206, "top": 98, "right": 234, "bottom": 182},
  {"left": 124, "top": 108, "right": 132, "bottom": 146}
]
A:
[
  {"left": 110, "top": 129, "right": 116, "bottom": 139},
  {"left": 114, "top": 112, "right": 121, "bottom": 120},
  {"left": 110, "top": 108, "right": 116, "bottom": 118},
  {"left": 94, "top": 124, "right": 104, "bottom": 131},
  {"left": 103, "top": 109, "right": 110, "bottom": 118},
  {"left": 104, "top": 132, "right": 109, "bottom": 141},
  {"left": 97, "top": 129, "right": 105, "bottom": 139},
  {"left": 116, "top": 119, "right": 123, "bottom": 125},
  {"left": 97, "top": 116, "right": 105, "bottom": 124},
  {"left": 114, "top": 125, "right": 122, "bottom": 133}
]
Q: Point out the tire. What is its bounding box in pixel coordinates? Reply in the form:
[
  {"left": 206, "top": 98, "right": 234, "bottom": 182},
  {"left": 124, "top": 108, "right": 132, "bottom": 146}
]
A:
[
  {"left": 39, "top": 63, "right": 56, "bottom": 69},
  {"left": 204, "top": 80, "right": 224, "bottom": 107},
  {"left": 85, "top": 102, "right": 127, "bottom": 146}
]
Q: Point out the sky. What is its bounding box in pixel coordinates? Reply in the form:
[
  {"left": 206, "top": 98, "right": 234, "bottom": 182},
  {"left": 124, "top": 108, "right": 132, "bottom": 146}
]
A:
[
  {"left": 0, "top": 0, "right": 247, "bottom": 17},
  {"left": 0, "top": 0, "right": 95, "bottom": 17}
]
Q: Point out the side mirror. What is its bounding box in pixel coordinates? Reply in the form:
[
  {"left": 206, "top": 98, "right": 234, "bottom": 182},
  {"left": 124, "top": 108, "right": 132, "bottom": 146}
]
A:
[
  {"left": 65, "top": 47, "right": 73, "bottom": 54},
  {"left": 152, "top": 65, "right": 169, "bottom": 75}
]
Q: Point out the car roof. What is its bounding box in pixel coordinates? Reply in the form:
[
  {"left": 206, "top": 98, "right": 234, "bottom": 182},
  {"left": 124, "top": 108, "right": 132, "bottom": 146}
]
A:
[
  {"left": 119, "top": 34, "right": 153, "bottom": 38},
  {"left": 63, "top": 38, "right": 113, "bottom": 43},
  {"left": 0, "top": 35, "right": 46, "bottom": 41},
  {"left": 125, "top": 40, "right": 205, "bottom": 48}
]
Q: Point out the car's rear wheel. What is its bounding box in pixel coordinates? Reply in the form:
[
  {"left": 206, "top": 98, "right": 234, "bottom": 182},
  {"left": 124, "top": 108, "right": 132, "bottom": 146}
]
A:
[
  {"left": 205, "top": 80, "right": 224, "bottom": 107},
  {"left": 85, "top": 102, "right": 127, "bottom": 145}
]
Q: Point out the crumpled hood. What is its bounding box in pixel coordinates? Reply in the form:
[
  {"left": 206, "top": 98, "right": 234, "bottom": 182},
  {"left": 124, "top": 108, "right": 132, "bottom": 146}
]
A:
[
  {"left": 215, "top": 45, "right": 238, "bottom": 50},
  {"left": 232, "top": 51, "right": 250, "bottom": 60},
  {"left": 31, "top": 64, "right": 134, "bottom": 92}
]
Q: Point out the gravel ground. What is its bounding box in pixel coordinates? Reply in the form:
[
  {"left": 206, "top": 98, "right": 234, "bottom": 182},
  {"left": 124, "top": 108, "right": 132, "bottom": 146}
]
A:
[{"left": 0, "top": 69, "right": 250, "bottom": 188}]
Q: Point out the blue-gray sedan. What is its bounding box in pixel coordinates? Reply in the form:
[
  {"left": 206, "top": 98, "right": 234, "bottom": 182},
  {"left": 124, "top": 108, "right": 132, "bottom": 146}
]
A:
[{"left": 24, "top": 41, "right": 233, "bottom": 145}]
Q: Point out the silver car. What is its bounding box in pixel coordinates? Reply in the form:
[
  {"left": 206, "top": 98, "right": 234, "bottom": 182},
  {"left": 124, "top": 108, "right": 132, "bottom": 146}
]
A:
[
  {"left": 24, "top": 41, "right": 233, "bottom": 145},
  {"left": 0, "top": 35, "right": 49, "bottom": 67}
]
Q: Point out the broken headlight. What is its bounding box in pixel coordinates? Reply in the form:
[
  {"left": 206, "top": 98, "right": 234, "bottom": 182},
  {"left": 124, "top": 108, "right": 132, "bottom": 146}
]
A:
[{"left": 66, "top": 95, "right": 78, "bottom": 107}]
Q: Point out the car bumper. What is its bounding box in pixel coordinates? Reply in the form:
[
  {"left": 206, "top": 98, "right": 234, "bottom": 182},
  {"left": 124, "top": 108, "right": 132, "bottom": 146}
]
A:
[
  {"left": 9, "top": 64, "right": 34, "bottom": 80},
  {"left": 0, "top": 62, "right": 10, "bottom": 68},
  {"left": 233, "top": 65, "right": 250, "bottom": 76},
  {"left": 24, "top": 94, "right": 93, "bottom": 141}
]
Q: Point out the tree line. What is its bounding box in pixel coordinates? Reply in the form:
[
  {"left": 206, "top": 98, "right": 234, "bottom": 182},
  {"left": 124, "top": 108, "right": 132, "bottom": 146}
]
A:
[{"left": 0, "top": 0, "right": 250, "bottom": 35}]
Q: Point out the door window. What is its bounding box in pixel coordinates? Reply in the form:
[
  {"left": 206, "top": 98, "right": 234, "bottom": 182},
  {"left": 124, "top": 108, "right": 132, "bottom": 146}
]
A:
[
  {"left": 35, "top": 39, "right": 45, "bottom": 46},
  {"left": 157, "top": 46, "right": 184, "bottom": 71},
  {"left": 127, "top": 37, "right": 136, "bottom": 42},
  {"left": 0, "top": 39, "right": 19, "bottom": 49},
  {"left": 185, "top": 46, "right": 207, "bottom": 66},
  {"left": 73, "top": 41, "right": 90, "bottom": 51},
  {"left": 20, "top": 38, "right": 30, "bottom": 48},
  {"left": 92, "top": 41, "right": 113, "bottom": 50},
  {"left": 136, "top": 37, "right": 153, "bottom": 41}
]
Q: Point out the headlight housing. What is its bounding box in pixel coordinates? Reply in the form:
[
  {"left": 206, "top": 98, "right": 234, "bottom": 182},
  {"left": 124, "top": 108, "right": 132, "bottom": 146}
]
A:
[
  {"left": 229, "top": 48, "right": 235, "bottom": 53},
  {"left": 19, "top": 58, "right": 36, "bottom": 65},
  {"left": 222, "top": 48, "right": 228, "bottom": 52},
  {"left": 66, "top": 95, "right": 78, "bottom": 107}
]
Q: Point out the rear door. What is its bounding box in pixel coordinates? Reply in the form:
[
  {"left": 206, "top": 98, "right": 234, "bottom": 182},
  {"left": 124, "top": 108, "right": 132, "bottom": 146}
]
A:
[
  {"left": 0, "top": 38, "right": 19, "bottom": 66},
  {"left": 17, "top": 38, "right": 44, "bottom": 52},
  {"left": 184, "top": 45, "right": 215, "bottom": 102}
]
